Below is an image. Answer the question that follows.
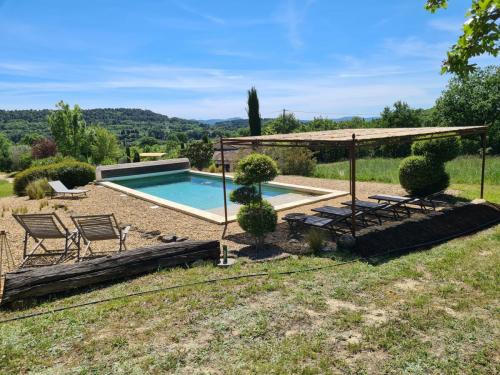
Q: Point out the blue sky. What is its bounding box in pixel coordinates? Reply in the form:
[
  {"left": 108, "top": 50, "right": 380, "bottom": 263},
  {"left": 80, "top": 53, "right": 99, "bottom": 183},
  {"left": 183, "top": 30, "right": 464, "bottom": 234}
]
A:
[{"left": 0, "top": 0, "right": 496, "bottom": 119}]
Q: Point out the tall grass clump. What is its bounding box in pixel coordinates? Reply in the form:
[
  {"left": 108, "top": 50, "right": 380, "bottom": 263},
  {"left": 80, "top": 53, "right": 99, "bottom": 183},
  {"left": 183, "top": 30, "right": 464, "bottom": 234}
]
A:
[
  {"left": 305, "top": 229, "right": 325, "bottom": 254},
  {"left": 25, "top": 178, "right": 50, "bottom": 200}
]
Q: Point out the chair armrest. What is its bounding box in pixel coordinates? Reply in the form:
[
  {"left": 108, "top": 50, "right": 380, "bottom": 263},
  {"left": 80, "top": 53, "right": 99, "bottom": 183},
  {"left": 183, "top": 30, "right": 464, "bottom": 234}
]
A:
[
  {"left": 120, "top": 225, "right": 131, "bottom": 235},
  {"left": 119, "top": 225, "right": 130, "bottom": 238}
]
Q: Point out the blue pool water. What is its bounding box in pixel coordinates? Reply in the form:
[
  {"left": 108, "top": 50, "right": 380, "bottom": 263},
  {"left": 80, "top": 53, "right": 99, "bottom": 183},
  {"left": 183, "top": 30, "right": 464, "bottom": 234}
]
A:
[{"left": 113, "top": 171, "right": 307, "bottom": 210}]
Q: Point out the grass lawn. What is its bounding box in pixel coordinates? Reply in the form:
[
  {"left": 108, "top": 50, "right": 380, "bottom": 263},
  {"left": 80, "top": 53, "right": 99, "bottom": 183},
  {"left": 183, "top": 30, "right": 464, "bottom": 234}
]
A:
[
  {"left": 314, "top": 156, "right": 500, "bottom": 203},
  {"left": 0, "top": 226, "right": 498, "bottom": 373},
  {"left": 0, "top": 180, "right": 13, "bottom": 198}
]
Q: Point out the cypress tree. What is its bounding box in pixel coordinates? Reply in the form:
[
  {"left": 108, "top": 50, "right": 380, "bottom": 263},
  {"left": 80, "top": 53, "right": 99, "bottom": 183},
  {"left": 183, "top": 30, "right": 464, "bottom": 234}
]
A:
[
  {"left": 247, "top": 87, "right": 261, "bottom": 136},
  {"left": 125, "top": 146, "right": 131, "bottom": 163}
]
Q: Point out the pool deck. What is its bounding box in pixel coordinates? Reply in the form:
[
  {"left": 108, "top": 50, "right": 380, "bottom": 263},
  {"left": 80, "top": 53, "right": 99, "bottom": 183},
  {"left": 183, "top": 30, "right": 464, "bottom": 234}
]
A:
[
  {"left": 0, "top": 175, "right": 421, "bottom": 268},
  {"left": 99, "top": 170, "right": 348, "bottom": 224}
]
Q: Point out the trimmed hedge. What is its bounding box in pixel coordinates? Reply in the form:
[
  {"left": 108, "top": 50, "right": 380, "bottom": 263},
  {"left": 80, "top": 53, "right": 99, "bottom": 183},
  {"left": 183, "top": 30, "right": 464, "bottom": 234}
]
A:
[
  {"left": 14, "top": 161, "right": 95, "bottom": 196},
  {"left": 398, "top": 156, "right": 449, "bottom": 196}
]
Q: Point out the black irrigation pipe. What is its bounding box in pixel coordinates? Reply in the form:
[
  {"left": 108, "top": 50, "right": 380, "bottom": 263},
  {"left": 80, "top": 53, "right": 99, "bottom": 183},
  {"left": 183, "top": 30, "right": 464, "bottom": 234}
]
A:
[
  {"left": 0, "top": 217, "right": 498, "bottom": 325},
  {"left": 0, "top": 259, "right": 360, "bottom": 325}
]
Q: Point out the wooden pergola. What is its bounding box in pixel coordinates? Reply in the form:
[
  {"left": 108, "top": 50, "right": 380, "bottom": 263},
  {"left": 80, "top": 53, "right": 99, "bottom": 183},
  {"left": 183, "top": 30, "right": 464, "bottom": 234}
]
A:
[{"left": 219, "top": 125, "right": 488, "bottom": 236}]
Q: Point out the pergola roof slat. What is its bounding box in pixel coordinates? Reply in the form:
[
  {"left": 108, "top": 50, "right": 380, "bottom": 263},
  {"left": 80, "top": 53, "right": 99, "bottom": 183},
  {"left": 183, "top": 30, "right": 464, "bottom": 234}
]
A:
[{"left": 223, "top": 126, "right": 487, "bottom": 147}]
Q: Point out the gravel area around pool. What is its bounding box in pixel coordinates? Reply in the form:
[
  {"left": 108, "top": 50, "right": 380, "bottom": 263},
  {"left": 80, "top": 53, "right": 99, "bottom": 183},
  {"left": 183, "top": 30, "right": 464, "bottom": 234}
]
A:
[{"left": 0, "top": 175, "right": 410, "bottom": 269}]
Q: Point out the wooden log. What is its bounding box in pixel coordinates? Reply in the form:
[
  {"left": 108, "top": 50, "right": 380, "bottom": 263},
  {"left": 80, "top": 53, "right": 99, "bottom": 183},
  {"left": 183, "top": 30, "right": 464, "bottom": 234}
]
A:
[{"left": 1, "top": 240, "right": 220, "bottom": 305}]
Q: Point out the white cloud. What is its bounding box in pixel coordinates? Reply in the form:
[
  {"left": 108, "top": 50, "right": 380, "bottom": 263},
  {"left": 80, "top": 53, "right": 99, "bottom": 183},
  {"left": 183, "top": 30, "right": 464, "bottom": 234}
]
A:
[
  {"left": 173, "top": 2, "right": 225, "bottom": 25},
  {"left": 211, "top": 49, "right": 259, "bottom": 59},
  {"left": 275, "top": 0, "right": 316, "bottom": 49},
  {"left": 383, "top": 37, "right": 450, "bottom": 60},
  {"left": 428, "top": 18, "right": 463, "bottom": 33},
  {"left": 0, "top": 59, "right": 449, "bottom": 118}
]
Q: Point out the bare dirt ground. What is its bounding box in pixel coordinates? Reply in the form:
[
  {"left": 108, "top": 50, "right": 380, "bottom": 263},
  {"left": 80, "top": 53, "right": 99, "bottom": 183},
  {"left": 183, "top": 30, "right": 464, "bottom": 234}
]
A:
[{"left": 0, "top": 176, "right": 408, "bottom": 268}]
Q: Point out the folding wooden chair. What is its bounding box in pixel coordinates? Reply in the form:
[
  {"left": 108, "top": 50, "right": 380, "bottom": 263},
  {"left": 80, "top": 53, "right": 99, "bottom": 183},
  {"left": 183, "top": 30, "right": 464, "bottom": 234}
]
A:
[
  {"left": 71, "top": 214, "right": 130, "bottom": 261},
  {"left": 13, "top": 213, "right": 80, "bottom": 267}
]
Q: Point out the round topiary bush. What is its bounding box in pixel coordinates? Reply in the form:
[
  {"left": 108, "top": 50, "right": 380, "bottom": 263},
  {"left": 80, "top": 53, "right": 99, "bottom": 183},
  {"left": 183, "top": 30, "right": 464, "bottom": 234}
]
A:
[
  {"left": 237, "top": 200, "right": 277, "bottom": 247},
  {"left": 233, "top": 153, "right": 278, "bottom": 185},
  {"left": 14, "top": 161, "right": 95, "bottom": 196},
  {"left": 230, "top": 186, "right": 260, "bottom": 205},
  {"left": 411, "top": 137, "right": 461, "bottom": 163},
  {"left": 399, "top": 156, "right": 449, "bottom": 196}
]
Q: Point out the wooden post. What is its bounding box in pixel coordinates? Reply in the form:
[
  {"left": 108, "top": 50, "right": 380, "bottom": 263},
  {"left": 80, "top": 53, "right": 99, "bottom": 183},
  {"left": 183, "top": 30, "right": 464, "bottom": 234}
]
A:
[
  {"left": 480, "top": 132, "right": 486, "bottom": 199},
  {"left": 220, "top": 137, "right": 228, "bottom": 225},
  {"left": 350, "top": 134, "right": 356, "bottom": 237}
]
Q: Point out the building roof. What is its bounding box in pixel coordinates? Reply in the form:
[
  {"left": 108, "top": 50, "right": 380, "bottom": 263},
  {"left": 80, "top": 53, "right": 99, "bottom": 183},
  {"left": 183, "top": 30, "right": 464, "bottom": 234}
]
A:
[
  {"left": 222, "top": 126, "right": 487, "bottom": 147},
  {"left": 213, "top": 150, "right": 240, "bottom": 163},
  {"left": 213, "top": 143, "right": 240, "bottom": 151}
]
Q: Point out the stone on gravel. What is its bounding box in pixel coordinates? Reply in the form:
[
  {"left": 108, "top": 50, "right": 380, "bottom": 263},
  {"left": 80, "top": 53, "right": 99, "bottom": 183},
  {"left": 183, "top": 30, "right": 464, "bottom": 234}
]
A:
[
  {"left": 141, "top": 230, "right": 161, "bottom": 239},
  {"left": 158, "top": 234, "right": 177, "bottom": 243}
]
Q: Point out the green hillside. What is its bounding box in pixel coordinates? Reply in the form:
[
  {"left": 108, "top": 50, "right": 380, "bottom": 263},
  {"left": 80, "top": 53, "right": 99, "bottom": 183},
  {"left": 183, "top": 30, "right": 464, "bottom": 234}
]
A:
[{"left": 0, "top": 108, "right": 212, "bottom": 144}]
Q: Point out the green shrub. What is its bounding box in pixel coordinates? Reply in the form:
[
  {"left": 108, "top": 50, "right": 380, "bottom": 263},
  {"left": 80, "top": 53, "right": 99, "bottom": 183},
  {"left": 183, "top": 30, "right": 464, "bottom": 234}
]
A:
[
  {"left": 180, "top": 140, "right": 213, "bottom": 170},
  {"left": 0, "top": 132, "right": 12, "bottom": 171},
  {"left": 234, "top": 153, "right": 279, "bottom": 249},
  {"left": 264, "top": 147, "right": 316, "bottom": 176},
  {"left": 233, "top": 153, "right": 278, "bottom": 185},
  {"left": 31, "top": 155, "right": 77, "bottom": 167},
  {"left": 14, "top": 161, "right": 95, "bottom": 196},
  {"left": 10, "top": 145, "right": 32, "bottom": 171},
  {"left": 399, "top": 156, "right": 449, "bottom": 196},
  {"left": 412, "top": 137, "right": 461, "bottom": 163},
  {"left": 207, "top": 163, "right": 222, "bottom": 173},
  {"left": 26, "top": 178, "right": 50, "bottom": 200},
  {"left": 305, "top": 229, "right": 325, "bottom": 254},
  {"left": 237, "top": 200, "right": 277, "bottom": 247}
]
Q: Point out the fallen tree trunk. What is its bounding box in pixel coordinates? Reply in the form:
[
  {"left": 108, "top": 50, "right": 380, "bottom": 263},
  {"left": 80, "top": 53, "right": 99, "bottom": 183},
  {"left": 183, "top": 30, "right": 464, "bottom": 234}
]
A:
[{"left": 1, "top": 240, "right": 220, "bottom": 305}]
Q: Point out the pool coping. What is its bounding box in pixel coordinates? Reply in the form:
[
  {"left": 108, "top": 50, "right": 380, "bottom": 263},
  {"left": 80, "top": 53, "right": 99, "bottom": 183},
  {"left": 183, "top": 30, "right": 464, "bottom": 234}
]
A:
[{"left": 98, "top": 170, "right": 349, "bottom": 224}]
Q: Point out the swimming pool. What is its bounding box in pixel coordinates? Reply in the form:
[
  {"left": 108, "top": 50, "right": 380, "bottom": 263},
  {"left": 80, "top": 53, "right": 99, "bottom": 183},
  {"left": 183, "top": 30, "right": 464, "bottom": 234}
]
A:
[
  {"left": 114, "top": 171, "right": 307, "bottom": 210},
  {"left": 99, "top": 169, "right": 348, "bottom": 224}
]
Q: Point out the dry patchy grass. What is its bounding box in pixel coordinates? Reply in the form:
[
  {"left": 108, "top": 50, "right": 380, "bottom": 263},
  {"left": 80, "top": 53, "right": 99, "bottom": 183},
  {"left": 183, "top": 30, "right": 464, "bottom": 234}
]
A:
[{"left": 0, "top": 226, "right": 499, "bottom": 374}]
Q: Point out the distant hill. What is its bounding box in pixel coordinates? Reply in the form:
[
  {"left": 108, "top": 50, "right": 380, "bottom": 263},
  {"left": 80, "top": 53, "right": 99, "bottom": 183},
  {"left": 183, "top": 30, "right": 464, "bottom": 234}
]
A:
[
  {"left": 0, "top": 108, "right": 209, "bottom": 143},
  {"left": 0, "top": 108, "right": 381, "bottom": 144},
  {"left": 198, "top": 117, "right": 243, "bottom": 126}
]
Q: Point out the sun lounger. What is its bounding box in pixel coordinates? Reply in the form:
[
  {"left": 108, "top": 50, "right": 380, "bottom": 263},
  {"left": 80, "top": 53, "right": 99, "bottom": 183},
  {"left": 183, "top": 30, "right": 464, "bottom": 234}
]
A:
[
  {"left": 48, "top": 180, "right": 88, "bottom": 198},
  {"left": 341, "top": 200, "right": 398, "bottom": 224},
  {"left": 312, "top": 206, "right": 370, "bottom": 227},
  {"left": 283, "top": 212, "right": 351, "bottom": 239},
  {"left": 368, "top": 193, "right": 442, "bottom": 213},
  {"left": 71, "top": 214, "right": 130, "bottom": 260},
  {"left": 13, "top": 213, "right": 80, "bottom": 267}
]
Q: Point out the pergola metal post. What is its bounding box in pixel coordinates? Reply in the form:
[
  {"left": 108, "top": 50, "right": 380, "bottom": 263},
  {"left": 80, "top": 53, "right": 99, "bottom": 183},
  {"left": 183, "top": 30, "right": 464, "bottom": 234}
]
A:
[
  {"left": 220, "top": 137, "right": 228, "bottom": 225},
  {"left": 480, "top": 132, "right": 486, "bottom": 199},
  {"left": 349, "top": 152, "right": 352, "bottom": 195},
  {"left": 350, "top": 134, "right": 356, "bottom": 237}
]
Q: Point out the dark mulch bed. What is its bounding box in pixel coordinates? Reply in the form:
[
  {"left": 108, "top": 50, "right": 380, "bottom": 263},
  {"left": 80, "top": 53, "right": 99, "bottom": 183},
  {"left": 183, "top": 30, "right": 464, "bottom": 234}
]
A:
[
  {"left": 230, "top": 244, "right": 291, "bottom": 262},
  {"left": 356, "top": 202, "right": 500, "bottom": 258}
]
